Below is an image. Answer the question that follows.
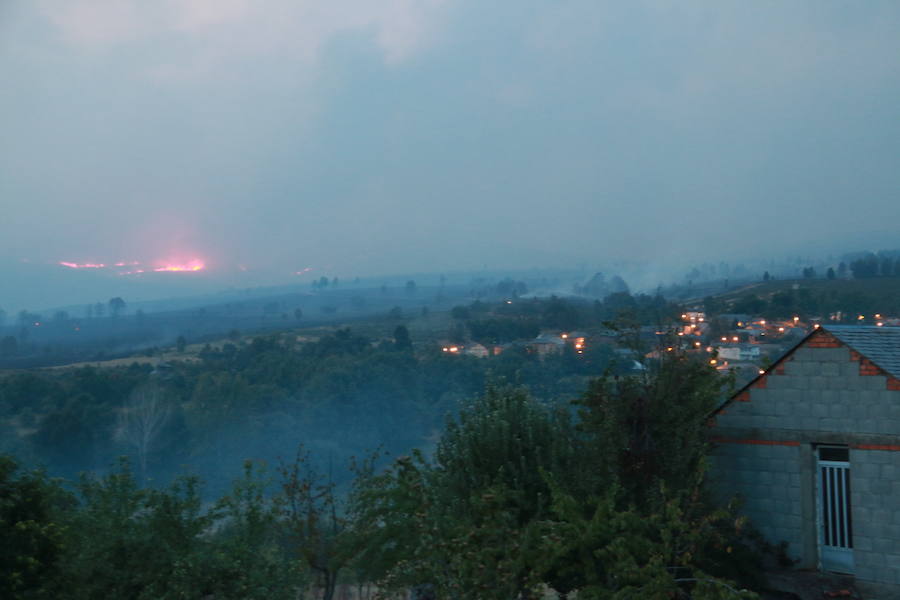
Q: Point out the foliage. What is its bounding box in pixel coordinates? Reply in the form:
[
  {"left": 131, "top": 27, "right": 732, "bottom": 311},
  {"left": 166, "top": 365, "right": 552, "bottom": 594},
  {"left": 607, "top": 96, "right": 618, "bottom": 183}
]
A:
[
  {"left": 0, "top": 455, "right": 69, "bottom": 600},
  {"left": 574, "top": 353, "right": 729, "bottom": 505}
]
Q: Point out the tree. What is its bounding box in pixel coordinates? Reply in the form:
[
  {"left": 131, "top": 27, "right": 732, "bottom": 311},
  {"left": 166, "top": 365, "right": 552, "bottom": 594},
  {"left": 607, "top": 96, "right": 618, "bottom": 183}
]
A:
[
  {"left": 827, "top": 267, "right": 836, "bottom": 280},
  {"left": 277, "top": 446, "right": 375, "bottom": 600},
  {"left": 94, "top": 302, "right": 105, "bottom": 318},
  {"left": 108, "top": 297, "right": 126, "bottom": 318},
  {"left": 393, "top": 325, "right": 412, "bottom": 351},
  {"left": 0, "top": 336, "right": 17, "bottom": 357},
  {"left": 356, "top": 386, "right": 581, "bottom": 598},
  {"left": 0, "top": 455, "right": 68, "bottom": 600},
  {"left": 116, "top": 385, "right": 172, "bottom": 480},
  {"left": 405, "top": 280, "right": 417, "bottom": 295},
  {"left": 762, "top": 271, "right": 770, "bottom": 282},
  {"left": 294, "top": 308, "right": 303, "bottom": 321},
  {"left": 176, "top": 335, "right": 187, "bottom": 353}
]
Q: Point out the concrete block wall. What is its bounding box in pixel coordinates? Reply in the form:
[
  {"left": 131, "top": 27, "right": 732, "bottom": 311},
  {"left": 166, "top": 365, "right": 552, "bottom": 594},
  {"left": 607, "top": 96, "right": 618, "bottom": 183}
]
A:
[
  {"left": 709, "top": 442, "right": 804, "bottom": 559},
  {"left": 715, "top": 345, "right": 900, "bottom": 437},
  {"left": 850, "top": 448, "right": 900, "bottom": 585},
  {"left": 710, "top": 334, "right": 900, "bottom": 584}
]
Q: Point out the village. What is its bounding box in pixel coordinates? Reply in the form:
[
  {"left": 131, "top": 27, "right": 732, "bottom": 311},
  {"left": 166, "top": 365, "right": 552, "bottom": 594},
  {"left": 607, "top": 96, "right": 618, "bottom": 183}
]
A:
[{"left": 438, "top": 305, "right": 900, "bottom": 386}]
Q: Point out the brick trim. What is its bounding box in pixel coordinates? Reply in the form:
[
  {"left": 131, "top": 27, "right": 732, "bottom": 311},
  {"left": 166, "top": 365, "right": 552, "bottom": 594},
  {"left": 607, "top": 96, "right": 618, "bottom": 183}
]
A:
[{"left": 852, "top": 444, "right": 900, "bottom": 451}]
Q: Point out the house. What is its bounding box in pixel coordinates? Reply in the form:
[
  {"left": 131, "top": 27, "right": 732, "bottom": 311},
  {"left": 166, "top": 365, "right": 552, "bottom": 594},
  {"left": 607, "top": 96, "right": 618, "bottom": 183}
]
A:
[
  {"left": 716, "top": 344, "right": 761, "bottom": 362},
  {"left": 464, "top": 343, "right": 489, "bottom": 358},
  {"left": 709, "top": 326, "right": 900, "bottom": 591},
  {"left": 530, "top": 333, "right": 565, "bottom": 356}
]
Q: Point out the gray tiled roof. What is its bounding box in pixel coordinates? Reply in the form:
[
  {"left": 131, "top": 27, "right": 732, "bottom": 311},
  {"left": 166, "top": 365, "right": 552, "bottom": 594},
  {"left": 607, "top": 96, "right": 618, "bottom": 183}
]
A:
[{"left": 824, "top": 326, "right": 900, "bottom": 379}]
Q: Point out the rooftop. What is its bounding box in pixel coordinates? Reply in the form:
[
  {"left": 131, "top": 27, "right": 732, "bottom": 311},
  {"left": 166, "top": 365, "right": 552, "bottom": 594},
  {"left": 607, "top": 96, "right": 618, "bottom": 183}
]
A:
[{"left": 824, "top": 325, "right": 900, "bottom": 379}]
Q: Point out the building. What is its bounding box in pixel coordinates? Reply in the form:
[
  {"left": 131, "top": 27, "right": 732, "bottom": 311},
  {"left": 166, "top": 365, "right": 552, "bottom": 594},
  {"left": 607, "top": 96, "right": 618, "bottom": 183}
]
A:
[
  {"left": 709, "top": 326, "right": 900, "bottom": 591},
  {"left": 530, "top": 333, "right": 565, "bottom": 356},
  {"left": 716, "top": 344, "right": 761, "bottom": 362},
  {"left": 464, "top": 343, "right": 489, "bottom": 358}
]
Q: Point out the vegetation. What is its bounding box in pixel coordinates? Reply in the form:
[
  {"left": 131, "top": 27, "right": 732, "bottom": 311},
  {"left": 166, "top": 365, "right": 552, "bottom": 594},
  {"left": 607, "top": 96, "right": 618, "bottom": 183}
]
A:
[
  {"left": 0, "top": 355, "right": 762, "bottom": 598},
  {"left": 704, "top": 277, "right": 900, "bottom": 320}
]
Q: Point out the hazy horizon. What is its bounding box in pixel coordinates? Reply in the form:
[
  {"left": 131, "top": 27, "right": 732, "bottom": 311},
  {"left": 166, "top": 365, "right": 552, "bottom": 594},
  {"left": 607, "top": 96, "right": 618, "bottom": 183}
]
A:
[{"left": 2, "top": 1, "right": 899, "bottom": 312}]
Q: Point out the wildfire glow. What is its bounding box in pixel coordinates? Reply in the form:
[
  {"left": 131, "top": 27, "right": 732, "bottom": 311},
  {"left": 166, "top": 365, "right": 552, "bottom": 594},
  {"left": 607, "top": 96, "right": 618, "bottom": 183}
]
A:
[
  {"left": 57, "top": 257, "right": 206, "bottom": 274},
  {"left": 153, "top": 261, "right": 205, "bottom": 272},
  {"left": 59, "top": 261, "right": 106, "bottom": 269}
]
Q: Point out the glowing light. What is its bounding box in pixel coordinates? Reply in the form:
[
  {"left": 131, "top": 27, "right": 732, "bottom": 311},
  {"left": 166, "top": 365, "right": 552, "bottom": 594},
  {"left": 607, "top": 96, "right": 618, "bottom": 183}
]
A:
[
  {"left": 114, "top": 261, "right": 139, "bottom": 267},
  {"left": 154, "top": 260, "right": 205, "bottom": 272},
  {"left": 778, "top": 327, "right": 785, "bottom": 332},
  {"left": 858, "top": 315, "right": 865, "bottom": 321},
  {"left": 759, "top": 369, "right": 765, "bottom": 375},
  {"left": 59, "top": 261, "right": 106, "bottom": 269},
  {"left": 877, "top": 322, "right": 884, "bottom": 327},
  {"left": 294, "top": 267, "right": 313, "bottom": 275},
  {"left": 876, "top": 314, "right": 882, "bottom": 319},
  {"left": 694, "top": 342, "right": 701, "bottom": 347},
  {"left": 814, "top": 324, "right": 820, "bottom": 329},
  {"left": 732, "top": 336, "right": 739, "bottom": 342},
  {"left": 561, "top": 333, "right": 568, "bottom": 339},
  {"left": 709, "top": 359, "right": 717, "bottom": 365}
]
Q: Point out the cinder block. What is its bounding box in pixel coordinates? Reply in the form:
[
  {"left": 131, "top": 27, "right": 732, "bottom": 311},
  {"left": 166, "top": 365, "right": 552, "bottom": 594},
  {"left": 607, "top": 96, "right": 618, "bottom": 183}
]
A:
[
  {"left": 819, "top": 389, "right": 838, "bottom": 403},
  {"left": 861, "top": 550, "right": 887, "bottom": 568},
  {"left": 856, "top": 535, "right": 874, "bottom": 551},
  {"left": 878, "top": 420, "right": 900, "bottom": 435},
  {"left": 812, "top": 403, "right": 830, "bottom": 418},
  {"left": 800, "top": 417, "right": 819, "bottom": 430},
  {"left": 873, "top": 537, "right": 894, "bottom": 554},
  {"left": 861, "top": 462, "right": 881, "bottom": 479},
  {"left": 840, "top": 389, "right": 860, "bottom": 403},
  {"left": 783, "top": 361, "right": 803, "bottom": 376},
  {"left": 830, "top": 376, "right": 849, "bottom": 390},
  {"left": 809, "top": 376, "right": 827, "bottom": 389},
  {"left": 840, "top": 361, "right": 858, "bottom": 377},
  {"left": 870, "top": 479, "right": 891, "bottom": 495},
  {"left": 820, "top": 417, "right": 840, "bottom": 431},
  {"left": 866, "top": 376, "right": 888, "bottom": 390},
  {"left": 793, "top": 348, "right": 816, "bottom": 362},
  {"left": 860, "top": 419, "right": 881, "bottom": 434},
  {"left": 821, "top": 362, "right": 841, "bottom": 377},
  {"left": 820, "top": 348, "right": 851, "bottom": 362},
  {"left": 829, "top": 403, "right": 849, "bottom": 418},
  {"left": 847, "top": 375, "right": 873, "bottom": 391}
]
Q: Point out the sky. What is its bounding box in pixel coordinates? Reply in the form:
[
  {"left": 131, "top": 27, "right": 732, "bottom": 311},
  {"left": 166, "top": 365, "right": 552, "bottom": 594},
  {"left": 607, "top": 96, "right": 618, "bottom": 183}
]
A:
[{"left": 2, "top": 1, "right": 900, "bottom": 309}]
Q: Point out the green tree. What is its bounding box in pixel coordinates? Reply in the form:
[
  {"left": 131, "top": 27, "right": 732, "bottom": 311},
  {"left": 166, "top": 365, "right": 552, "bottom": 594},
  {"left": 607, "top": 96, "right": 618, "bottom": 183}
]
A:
[
  {"left": 108, "top": 297, "right": 126, "bottom": 318},
  {"left": 0, "top": 455, "right": 69, "bottom": 600},
  {"left": 393, "top": 325, "right": 412, "bottom": 351},
  {"left": 176, "top": 335, "right": 187, "bottom": 353},
  {"left": 277, "top": 446, "right": 374, "bottom": 600}
]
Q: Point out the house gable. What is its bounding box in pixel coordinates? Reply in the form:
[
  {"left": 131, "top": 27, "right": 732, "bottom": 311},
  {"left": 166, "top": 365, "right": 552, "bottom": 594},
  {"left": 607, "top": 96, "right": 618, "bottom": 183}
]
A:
[{"left": 712, "top": 327, "right": 900, "bottom": 438}]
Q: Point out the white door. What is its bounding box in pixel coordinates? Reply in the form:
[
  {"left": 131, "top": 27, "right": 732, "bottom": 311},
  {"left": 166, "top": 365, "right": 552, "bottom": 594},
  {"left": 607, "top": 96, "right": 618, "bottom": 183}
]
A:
[{"left": 817, "top": 446, "right": 853, "bottom": 573}]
